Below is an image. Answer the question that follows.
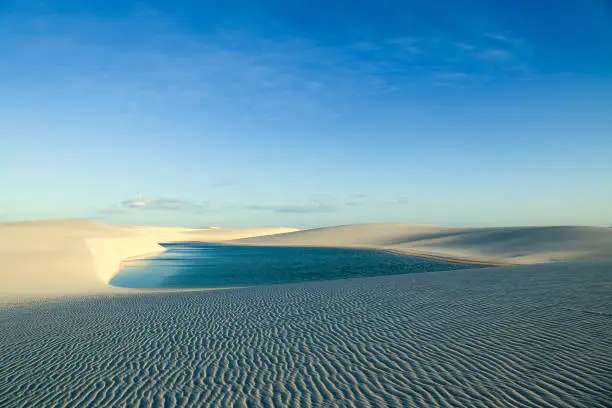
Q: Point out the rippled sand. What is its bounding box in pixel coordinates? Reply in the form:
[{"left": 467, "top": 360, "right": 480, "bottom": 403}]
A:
[{"left": 2, "top": 261, "right": 610, "bottom": 407}]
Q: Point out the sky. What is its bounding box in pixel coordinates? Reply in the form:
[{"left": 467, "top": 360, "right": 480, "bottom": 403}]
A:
[{"left": 1, "top": 0, "right": 611, "bottom": 228}]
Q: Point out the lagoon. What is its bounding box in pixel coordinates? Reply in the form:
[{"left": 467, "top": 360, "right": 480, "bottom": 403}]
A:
[{"left": 110, "top": 243, "right": 478, "bottom": 289}]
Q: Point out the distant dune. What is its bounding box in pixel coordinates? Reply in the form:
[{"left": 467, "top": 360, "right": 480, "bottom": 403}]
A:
[
  {"left": 2, "top": 219, "right": 612, "bottom": 301},
  {"left": 236, "top": 223, "right": 612, "bottom": 265}
]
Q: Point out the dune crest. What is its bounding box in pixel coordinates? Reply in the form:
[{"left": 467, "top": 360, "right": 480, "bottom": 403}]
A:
[{"left": 235, "top": 223, "right": 612, "bottom": 265}]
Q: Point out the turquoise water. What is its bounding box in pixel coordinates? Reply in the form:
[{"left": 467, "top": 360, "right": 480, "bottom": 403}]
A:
[{"left": 110, "top": 243, "right": 478, "bottom": 289}]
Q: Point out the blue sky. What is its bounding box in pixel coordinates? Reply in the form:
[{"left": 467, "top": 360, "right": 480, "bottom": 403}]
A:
[{"left": 1, "top": 0, "right": 611, "bottom": 228}]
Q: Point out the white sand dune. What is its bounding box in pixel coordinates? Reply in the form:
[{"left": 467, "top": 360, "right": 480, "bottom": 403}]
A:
[
  {"left": 0, "top": 219, "right": 296, "bottom": 301},
  {"left": 1, "top": 261, "right": 610, "bottom": 407},
  {"left": 236, "top": 223, "right": 612, "bottom": 265},
  {"left": 128, "top": 225, "right": 297, "bottom": 243},
  {"left": 1, "top": 219, "right": 611, "bottom": 407},
  {"left": 2, "top": 219, "right": 611, "bottom": 300}
]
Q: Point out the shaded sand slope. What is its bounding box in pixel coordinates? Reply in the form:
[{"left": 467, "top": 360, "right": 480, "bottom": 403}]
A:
[
  {"left": 0, "top": 220, "right": 296, "bottom": 300},
  {"left": 236, "top": 223, "right": 612, "bottom": 264},
  {"left": 0, "top": 219, "right": 160, "bottom": 299},
  {"left": 1, "top": 261, "right": 610, "bottom": 407}
]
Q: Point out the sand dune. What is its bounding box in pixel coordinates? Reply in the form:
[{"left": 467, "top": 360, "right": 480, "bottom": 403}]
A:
[
  {"left": 236, "top": 223, "right": 612, "bottom": 265},
  {"left": 1, "top": 261, "right": 610, "bottom": 407},
  {"left": 128, "top": 225, "right": 297, "bottom": 243},
  {"left": 0, "top": 219, "right": 144, "bottom": 299},
  {"left": 1, "top": 219, "right": 611, "bottom": 406},
  {"left": 0, "top": 220, "right": 296, "bottom": 301},
  {"left": 2, "top": 219, "right": 612, "bottom": 300}
]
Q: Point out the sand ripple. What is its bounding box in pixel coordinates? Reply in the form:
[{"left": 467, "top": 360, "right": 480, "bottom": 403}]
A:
[{"left": 1, "top": 262, "right": 611, "bottom": 407}]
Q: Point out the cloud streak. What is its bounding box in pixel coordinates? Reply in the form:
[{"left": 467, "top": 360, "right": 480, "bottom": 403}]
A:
[
  {"left": 478, "top": 49, "right": 514, "bottom": 61},
  {"left": 212, "top": 179, "right": 240, "bottom": 188},
  {"left": 121, "top": 198, "right": 209, "bottom": 212},
  {"left": 0, "top": 10, "right": 539, "bottom": 120},
  {"left": 242, "top": 203, "right": 336, "bottom": 214}
]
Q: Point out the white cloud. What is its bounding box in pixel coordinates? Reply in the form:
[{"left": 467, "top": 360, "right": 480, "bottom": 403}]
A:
[
  {"left": 484, "top": 33, "right": 510, "bottom": 42},
  {"left": 432, "top": 72, "right": 473, "bottom": 80},
  {"left": 275, "top": 204, "right": 336, "bottom": 214},
  {"left": 0, "top": 10, "right": 537, "bottom": 119},
  {"left": 242, "top": 203, "right": 336, "bottom": 214},
  {"left": 478, "top": 49, "right": 514, "bottom": 60},
  {"left": 121, "top": 198, "right": 209, "bottom": 211},
  {"left": 127, "top": 199, "right": 148, "bottom": 208},
  {"left": 455, "top": 42, "right": 476, "bottom": 51}
]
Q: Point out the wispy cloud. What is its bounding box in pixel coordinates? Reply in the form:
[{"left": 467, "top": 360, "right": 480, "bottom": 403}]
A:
[
  {"left": 349, "top": 41, "right": 379, "bottom": 51},
  {"left": 275, "top": 204, "right": 336, "bottom": 213},
  {"left": 212, "top": 179, "right": 240, "bottom": 188},
  {"left": 242, "top": 203, "right": 336, "bottom": 214},
  {"left": 478, "top": 49, "right": 514, "bottom": 61},
  {"left": 484, "top": 33, "right": 510, "bottom": 42},
  {"left": 396, "top": 196, "right": 411, "bottom": 204},
  {"left": 120, "top": 198, "right": 210, "bottom": 212},
  {"left": 431, "top": 72, "right": 480, "bottom": 81},
  {"left": 97, "top": 207, "right": 128, "bottom": 215},
  {"left": 0, "top": 11, "right": 537, "bottom": 114},
  {"left": 0, "top": 7, "right": 546, "bottom": 133},
  {"left": 455, "top": 42, "right": 476, "bottom": 51},
  {"left": 387, "top": 37, "right": 421, "bottom": 54},
  {"left": 351, "top": 193, "right": 369, "bottom": 199},
  {"left": 344, "top": 193, "right": 370, "bottom": 206}
]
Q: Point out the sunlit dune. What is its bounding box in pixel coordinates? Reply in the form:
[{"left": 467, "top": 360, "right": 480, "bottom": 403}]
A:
[{"left": 1, "top": 219, "right": 611, "bottom": 407}]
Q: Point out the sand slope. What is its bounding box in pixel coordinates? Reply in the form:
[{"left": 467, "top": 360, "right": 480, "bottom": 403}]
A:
[
  {"left": 1, "top": 261, "right": 610, "bottom": 407},
  {"left": 128, "top": 225, "right": 297, "bottom": 243},
  {"left": 0, "top": 220, "right": 296, "bottom": 300},
  {"left": 236, "top": 223, "right": 612, "bottom": 265},
  {"left": 1, "top": 220, "right": 611, "bottom": 406},
  {"left": 0, "top": 220, "right": 147, "bottom": 299},
  {"left": 2, "top": 220, "right": 612, "bottom": 300}
]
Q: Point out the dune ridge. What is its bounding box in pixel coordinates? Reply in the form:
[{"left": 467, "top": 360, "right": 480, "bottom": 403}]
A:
[{"left": 235, "top": 223, "right": 612, "bottom": 265}]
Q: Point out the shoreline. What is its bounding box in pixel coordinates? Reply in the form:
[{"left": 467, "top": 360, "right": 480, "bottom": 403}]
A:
[
  {"left": 3, "top": 220, "right": 611, "bottom": 301},
  {"left": 224, "top": 241, "right": 514, "bottom": 268},
  {"left": 379, "top": 248, "right": 516, "bottom": 267},
  {"left": 89, "top": 242, "right": 503, "bottom": 299}
]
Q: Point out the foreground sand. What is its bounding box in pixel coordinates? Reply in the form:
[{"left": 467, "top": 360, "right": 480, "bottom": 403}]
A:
[
  {"left": 1, "top": 220, "right": 611, "bottom": 407},
  {"left": 1, "top": 261, "right": 610, "bottom": 407}
]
